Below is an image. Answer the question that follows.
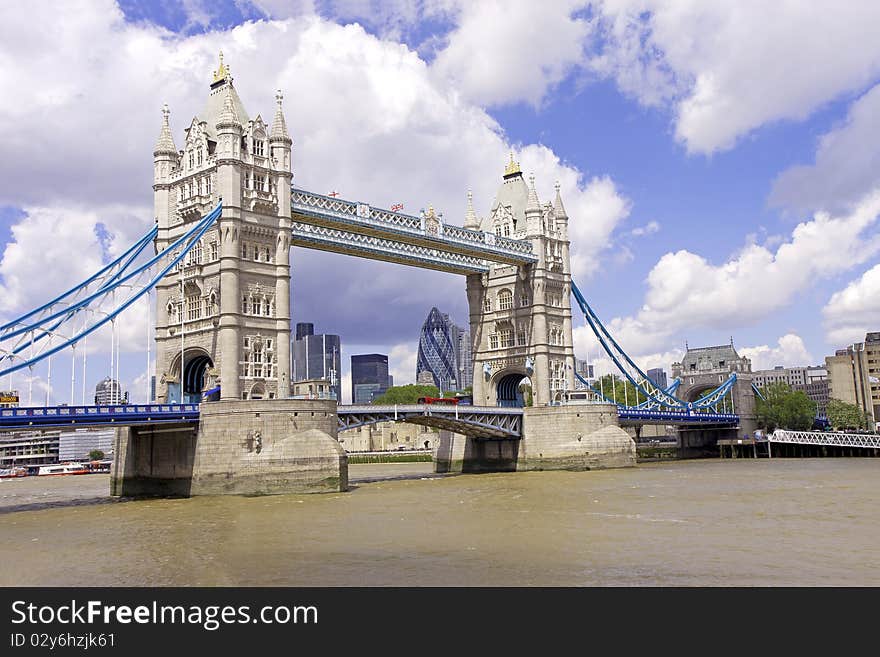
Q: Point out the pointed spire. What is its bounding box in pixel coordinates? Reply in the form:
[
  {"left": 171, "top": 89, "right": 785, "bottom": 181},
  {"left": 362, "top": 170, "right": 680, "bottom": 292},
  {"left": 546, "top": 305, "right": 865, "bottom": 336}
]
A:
[
  {"left": 216, "top": 86, "right": 241, "bottom": 130},
  {"left": 153, "top": 103, "right": 177, "bottom": 156},
  {"left": 213, "top": 50, "right": 230, "bottom": 84},
  {"left": 503, "top": 151, "right": 522, "bottom": 178},
  {"left": 553, "top": 180, "right": 568, "bottom": 219},
  {"left": 464, "top": 189, "right": 479, "bottom": 229},
  {"left": 526, "top": 173, "right": 540, "bottom": 212},
  {"left": 270, "top": 89, "right": 291, "bottom": 143}
]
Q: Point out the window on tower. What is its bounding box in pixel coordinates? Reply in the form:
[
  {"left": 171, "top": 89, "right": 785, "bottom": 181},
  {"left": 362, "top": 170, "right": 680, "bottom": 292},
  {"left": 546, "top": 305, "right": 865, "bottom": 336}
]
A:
[
  {"left": 254, "top": 140, "right": 265, "bottom": 157},
  {"left": 498, "top": 289, "right": 513, "bottom": 311}
]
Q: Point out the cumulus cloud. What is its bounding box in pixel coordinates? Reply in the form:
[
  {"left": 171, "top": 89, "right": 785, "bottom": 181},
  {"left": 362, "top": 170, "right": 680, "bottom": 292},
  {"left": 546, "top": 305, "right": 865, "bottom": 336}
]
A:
[
  {"left": 739, "top": 334, "right": 813, "bottom": 371},
  {"left": 578, "top": 189, "right": 880, "bottom": 359},
  {"left": 591, "top": 1, "right": 880, "bottom": 154},
  {"left": 823, "top": 264, "right": 880, "bottom": 347},
  {"left": 771, "top": 83, "right": 880, "bottom": 215},
  {"left": 388, "top": 342, "right": 418, "bottom": 387},
  {"left": 431, "top": 0, "right": 591, "bottom": 107}
]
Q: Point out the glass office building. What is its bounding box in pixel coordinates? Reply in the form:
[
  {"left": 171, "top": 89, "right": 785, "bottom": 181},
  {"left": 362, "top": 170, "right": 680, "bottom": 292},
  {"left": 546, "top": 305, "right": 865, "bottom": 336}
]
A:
[{"left": 291, "top": 323, "right": 341, "bottom": 401}]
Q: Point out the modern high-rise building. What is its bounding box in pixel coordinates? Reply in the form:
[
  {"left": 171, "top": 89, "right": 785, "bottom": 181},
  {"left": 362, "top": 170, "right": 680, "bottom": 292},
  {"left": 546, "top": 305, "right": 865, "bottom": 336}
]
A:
[
  {"left": 94, "top": 378, "right": 128, "bottom": 405},
  {"left": 576, "top": 359, "right": 595, "bottom": 380},
  {"left": 291, "top": 323, "right": 341, "bottom": 401},
  {"left": 751, "top": 365, "right": 826, "bottom": 388},
  {"left": 826, "top": 332, "right": 880, "bottom": 427},
  {"left": 647, "top": 367, "right": 668, "bottom": 389},
  {"left": 351, "top": 354, "right": 391, "bottom": 403},
  {"left": 416, "top": 307, "right": 471, "bottom": 392}
]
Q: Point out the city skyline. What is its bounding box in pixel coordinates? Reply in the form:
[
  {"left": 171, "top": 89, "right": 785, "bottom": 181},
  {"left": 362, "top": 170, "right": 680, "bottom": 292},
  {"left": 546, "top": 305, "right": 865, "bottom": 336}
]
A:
[{"left": 2, "top": 2, "right": 880, "bottom": 404}]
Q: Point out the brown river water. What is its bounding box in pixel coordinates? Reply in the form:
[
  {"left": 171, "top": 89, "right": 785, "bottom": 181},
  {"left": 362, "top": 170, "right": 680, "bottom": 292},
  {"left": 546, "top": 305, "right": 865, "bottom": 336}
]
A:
[{"left": 1, "top": 459, "right": 877, "bottom": 586}]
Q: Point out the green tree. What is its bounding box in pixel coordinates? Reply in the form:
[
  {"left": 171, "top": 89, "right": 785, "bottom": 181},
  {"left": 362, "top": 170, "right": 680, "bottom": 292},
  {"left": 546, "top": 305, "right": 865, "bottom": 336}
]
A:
[
  {"left": 826, "top": 398, "right": 869, "bottom": 431},
  {"left": 593, "top": 374, "right": 648, "bottom": 406},
  {"left": 89, "top": 449, "right": 105, "bottom": 461},
  {"left": 755, "top": 382, "right": 816, "bottom": 432},
  {"left": 371, "top": 384, "right": 440, "bottom": 405}
]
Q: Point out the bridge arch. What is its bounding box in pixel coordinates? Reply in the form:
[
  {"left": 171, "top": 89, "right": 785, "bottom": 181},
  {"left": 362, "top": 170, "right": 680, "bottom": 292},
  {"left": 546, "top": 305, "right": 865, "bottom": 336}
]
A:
[
  {"left": 168, "top": 347, "right": 215, "bottom": 404},
  {"left": 493, "top": 370, "right": 530, "bottom": 407}
]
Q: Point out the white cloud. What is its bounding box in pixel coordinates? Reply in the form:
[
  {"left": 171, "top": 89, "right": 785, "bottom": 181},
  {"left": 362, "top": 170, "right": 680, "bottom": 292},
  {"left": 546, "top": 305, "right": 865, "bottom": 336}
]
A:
[
  {"left": 388, "top": 342, "right": 418, "bottom": 388},
  {"left": 823, "top": 264, "right": 880, "bottom": 347},
  {"left": 578, "top": 189, "right": 880, "bottom": 358},
  {"left": 430, "top": 0, "right": 591, "bottom": 107},
  {"left": 591, "top": 1, "right": 880, "bottom": 154},
  {"left": 630, "top": 220, "right": 659, "bottom": 237},
  {"left": 771, "top": 83, "right": 880, "bottom": 214},
  {"left": 739, "top": 334, "right": 813, "bottom": 371}
]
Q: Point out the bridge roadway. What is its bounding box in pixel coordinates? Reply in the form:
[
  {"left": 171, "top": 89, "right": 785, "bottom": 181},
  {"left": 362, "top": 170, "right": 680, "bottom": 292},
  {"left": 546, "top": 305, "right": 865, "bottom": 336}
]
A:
[
  {"left": 0, "top": 403, "right": 740, "bottom": 433},
  {"left": 336, "top": 404, "right": 524, "bottom": 439}
]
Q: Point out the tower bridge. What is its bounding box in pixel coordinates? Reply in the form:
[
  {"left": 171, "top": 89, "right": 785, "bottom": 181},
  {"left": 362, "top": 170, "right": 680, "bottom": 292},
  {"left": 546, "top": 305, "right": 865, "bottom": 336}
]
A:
[{"left": 0, "top": 54, "right": 754, "bottom": 495}]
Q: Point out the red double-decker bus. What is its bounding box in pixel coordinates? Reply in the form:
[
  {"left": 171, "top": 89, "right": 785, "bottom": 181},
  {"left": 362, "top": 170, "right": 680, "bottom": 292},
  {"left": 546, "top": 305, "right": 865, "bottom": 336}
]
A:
[{"left": 417, "top": 396, "right": 460, "bottom": 405}]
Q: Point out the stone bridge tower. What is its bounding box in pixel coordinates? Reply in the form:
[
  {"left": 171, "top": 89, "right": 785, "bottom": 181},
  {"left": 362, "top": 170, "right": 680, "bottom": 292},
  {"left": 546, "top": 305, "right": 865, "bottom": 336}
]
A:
[
  {"left": 466, "top": 156, "right": 575, "bottom": 407},
  {"left": 152, "top": 54, "right": 292, "bottom": 403},
  {"left": 672, "top": 341, "right": 758, "bottom": 450}
]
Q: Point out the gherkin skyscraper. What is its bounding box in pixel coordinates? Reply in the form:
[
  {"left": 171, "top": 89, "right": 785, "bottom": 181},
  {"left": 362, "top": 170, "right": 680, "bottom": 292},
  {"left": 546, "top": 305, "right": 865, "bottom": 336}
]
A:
[{"left": 417, "top": 307, "right": 469, "bottom": 393}]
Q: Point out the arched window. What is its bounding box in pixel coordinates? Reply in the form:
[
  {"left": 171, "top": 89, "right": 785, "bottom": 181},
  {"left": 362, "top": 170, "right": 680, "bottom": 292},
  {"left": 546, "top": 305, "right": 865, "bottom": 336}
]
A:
[
  {"left": 241, "top": 295, "right": 248, "bottom": 314},
  {"left": 498, "top": 289, "right": 513, "bottom": 311},
  {"left": 197, "top": 148, "right": 203, "bottom": 166}
]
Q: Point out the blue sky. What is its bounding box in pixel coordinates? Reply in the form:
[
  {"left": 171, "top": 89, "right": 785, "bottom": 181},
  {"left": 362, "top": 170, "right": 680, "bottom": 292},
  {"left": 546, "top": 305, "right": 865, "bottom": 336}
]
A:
[{"left": 2, "top": 1, "right": 880, "bottom": 403}]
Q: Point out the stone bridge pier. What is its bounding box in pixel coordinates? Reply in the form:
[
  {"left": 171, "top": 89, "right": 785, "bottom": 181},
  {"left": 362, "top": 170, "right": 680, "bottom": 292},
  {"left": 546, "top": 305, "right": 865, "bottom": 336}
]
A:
[
  {"left": 111, "top": 400, "right": 347, "bottom": 497},
  {"left": 434, "top": 403, "right": 636, "bottom": 473}
]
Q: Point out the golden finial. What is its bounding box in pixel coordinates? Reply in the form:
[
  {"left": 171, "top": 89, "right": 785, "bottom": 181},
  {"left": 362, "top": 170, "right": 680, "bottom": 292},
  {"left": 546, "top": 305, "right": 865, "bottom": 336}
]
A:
[
  {"left": 504, "top": 151, "right": 521, "bottom": 177},
  {"left": 213, "top": 50, "right": 230, "bottom": 83}
]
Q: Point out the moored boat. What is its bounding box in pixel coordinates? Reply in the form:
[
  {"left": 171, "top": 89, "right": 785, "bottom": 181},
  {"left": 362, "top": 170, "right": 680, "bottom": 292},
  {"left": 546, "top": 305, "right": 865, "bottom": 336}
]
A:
[{"left": 37, "top": 462, "right": 90, "bottom": 476}]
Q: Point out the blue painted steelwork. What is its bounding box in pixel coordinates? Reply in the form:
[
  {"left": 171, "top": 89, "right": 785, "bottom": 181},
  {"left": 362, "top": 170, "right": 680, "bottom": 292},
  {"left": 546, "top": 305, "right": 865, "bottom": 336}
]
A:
[
  {"left": 617, "top": 408, "right": 738, "bottom": 424},
  {"left": 0, "top": 404, "right": 200, "bottom": 429},
  {"left": 291, "top": 188, "right": 536, "bottom": 266},
  {"left": 0, "top": 203, "right": 221, "bottom": 377},
  {"left": 571, "top": 281, "right": 737, "bottom": 411},
  {"left": 752, "top": 383, "right": 767, "bottom": 402},
  {"left": 0, "top": 224, "right": 158, "bottom": 334},
  {"left": 337, "top": 404, "right": 523, "bottom": 439}
]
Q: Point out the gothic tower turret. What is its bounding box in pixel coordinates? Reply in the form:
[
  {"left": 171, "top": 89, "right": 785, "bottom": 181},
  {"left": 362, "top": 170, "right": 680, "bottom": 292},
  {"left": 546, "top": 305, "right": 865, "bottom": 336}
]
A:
[
  {"left": 467, "top": 156, "right": 575, "bottom": 407},
  {"left": 152, "top": 53, "right": 293, "bottom": 404}
]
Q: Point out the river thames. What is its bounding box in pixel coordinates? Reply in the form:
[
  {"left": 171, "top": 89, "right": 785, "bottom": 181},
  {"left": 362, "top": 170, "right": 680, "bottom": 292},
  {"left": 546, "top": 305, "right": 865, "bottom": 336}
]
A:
[{"left": 1, "top": 459, "right": 877, "bottom": 586}]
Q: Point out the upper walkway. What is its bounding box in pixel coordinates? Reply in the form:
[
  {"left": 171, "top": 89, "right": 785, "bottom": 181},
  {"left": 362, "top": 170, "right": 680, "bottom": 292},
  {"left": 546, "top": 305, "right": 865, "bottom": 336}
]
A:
[{"left": 290, "top": 188, "right": 537, "bottom": 275}]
